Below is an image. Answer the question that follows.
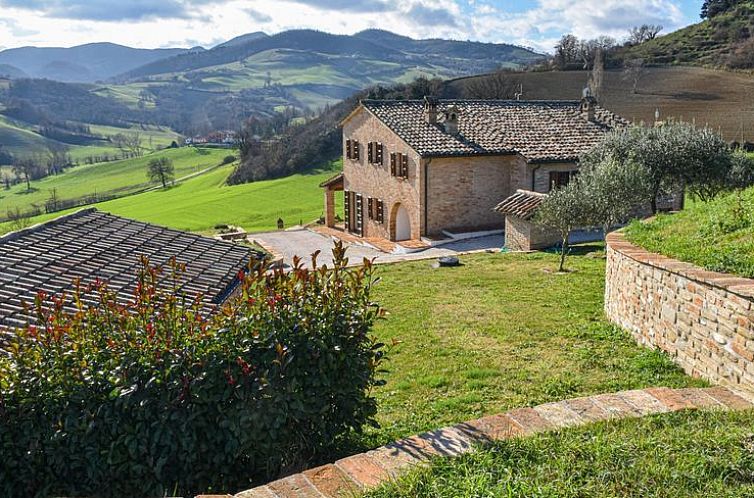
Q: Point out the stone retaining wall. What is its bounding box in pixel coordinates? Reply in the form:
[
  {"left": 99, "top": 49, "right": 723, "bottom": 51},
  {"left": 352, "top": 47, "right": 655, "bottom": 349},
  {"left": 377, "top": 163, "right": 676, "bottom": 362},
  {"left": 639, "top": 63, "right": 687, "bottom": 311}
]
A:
[{"left": 606, "top": 231, "right": 754, "bottom": 391}]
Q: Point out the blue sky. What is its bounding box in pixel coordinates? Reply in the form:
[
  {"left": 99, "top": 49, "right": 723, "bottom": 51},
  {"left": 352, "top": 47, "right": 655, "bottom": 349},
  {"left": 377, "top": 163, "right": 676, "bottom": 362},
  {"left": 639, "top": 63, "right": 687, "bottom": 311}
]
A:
[{"left": 0, "top": 0, "right": 703, "bottom": 52}]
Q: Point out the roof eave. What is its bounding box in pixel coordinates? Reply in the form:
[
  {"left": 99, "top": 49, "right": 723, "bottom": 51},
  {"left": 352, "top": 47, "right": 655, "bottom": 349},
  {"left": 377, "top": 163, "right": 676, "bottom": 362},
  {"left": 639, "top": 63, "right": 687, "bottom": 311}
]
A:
[{"left": 339, "top": 102, "right": 366, "bottom": 127}]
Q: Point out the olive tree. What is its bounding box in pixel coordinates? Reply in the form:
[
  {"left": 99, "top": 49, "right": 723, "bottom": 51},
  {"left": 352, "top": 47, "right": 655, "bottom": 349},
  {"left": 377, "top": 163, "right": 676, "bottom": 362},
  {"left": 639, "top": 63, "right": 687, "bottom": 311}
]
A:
[
  {"left": 586, "top": 123, "right": 736, "bottom": 213},
  {"left": 578, "top": 159, "right": 653, "bottom": 238},
  {"left": 534, "top": 182, "right": 592, "bottom": 272}
]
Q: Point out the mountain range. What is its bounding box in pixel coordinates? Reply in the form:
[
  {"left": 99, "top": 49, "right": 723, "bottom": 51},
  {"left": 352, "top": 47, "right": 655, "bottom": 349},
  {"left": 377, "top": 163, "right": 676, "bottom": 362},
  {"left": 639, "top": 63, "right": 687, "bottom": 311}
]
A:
[
  {"left": 0, "top": 29, "right": 544, "bottom": 137},
  {"left": 0, "top": 43, "right": 195, "bottom": 82}
]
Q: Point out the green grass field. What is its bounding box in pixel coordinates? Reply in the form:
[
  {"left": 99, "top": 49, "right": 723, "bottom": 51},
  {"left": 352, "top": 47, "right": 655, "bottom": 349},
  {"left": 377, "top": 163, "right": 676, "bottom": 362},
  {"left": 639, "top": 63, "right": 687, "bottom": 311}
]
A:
[
  {"left": 0, "top": 147, "right": 230, "bottom": 216},
  {"left": 0, "top": 114, "right": 182, "bottom": 165},
  {"left": 1, "top": 159, "right": 342, "bottom": 234},
  {"left": 366, "top": 409, "right": 754, "bottom": 498},
  {"left": 339, "top": 249, "right": 702, "bottom": 454},
  {"left": 626, "top": 173, "right": 754, "bottom": 278}
]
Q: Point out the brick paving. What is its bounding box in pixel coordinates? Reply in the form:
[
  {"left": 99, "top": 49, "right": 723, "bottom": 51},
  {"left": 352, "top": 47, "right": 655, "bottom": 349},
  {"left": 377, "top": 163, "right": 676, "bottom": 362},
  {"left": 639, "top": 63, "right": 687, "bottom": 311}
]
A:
[{"left": 214, "top": 386, "right": 754, "bottom": 498}]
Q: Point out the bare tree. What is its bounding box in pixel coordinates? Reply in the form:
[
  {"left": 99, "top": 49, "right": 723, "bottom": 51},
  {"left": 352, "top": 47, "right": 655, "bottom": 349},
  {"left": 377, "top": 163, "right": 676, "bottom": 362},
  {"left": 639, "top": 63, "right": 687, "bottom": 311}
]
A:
[
  {"left": 627, "top": 24, "right": 663, "bottom": 45},
  {"left": 623, "top": 58, "right": 647, "bottom": 94},
  {"left": 45, "top": 143, "right": 70, "bottom": 176},
  {"left": 464, "top": 70, "right": 520, "bottom": 99},
  {"left": 147, "top": 157, "right": 175, "bottom": 188},
  {"left": 12, "top": 158, "right": 40, "bottom": 191},
  {"left": 125, "top": 132, "right": 144, "bottom": 157},
  {"left": 6, "top": 206, "right": 32, "bottom": 231},
  {"left": 579, "top": 37, "right": 616, "bottom": 69},
  {"left": 554, "top": 34, "right": 581, "bottom": 69}
]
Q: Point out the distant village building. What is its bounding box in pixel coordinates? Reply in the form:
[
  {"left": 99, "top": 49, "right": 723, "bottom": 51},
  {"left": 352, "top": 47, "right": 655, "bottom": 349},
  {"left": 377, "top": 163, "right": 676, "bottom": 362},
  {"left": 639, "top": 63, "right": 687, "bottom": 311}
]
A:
[
  {"left": 186, "top": 130, "right": 238, "bottom": 148},
  {"left": 0, "top": 209, "right": 261, "bottom": 330},
  {"left": 322, "top": 95, "right": 627, "bottom": 246}
]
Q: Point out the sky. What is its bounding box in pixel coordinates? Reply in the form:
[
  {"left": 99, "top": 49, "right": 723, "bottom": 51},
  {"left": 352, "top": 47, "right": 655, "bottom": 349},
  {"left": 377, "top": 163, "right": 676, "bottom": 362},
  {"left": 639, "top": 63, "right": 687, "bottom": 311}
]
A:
[{"left": 0, "top": 0, "right": 703, "bottom": 53}]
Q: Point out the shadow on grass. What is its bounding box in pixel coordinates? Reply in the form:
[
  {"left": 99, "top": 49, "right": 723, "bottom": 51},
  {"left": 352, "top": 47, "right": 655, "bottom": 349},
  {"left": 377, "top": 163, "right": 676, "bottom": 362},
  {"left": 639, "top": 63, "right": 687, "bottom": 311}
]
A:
[{"left": 14, "top": 187, "right": 39, "bottom": 195}]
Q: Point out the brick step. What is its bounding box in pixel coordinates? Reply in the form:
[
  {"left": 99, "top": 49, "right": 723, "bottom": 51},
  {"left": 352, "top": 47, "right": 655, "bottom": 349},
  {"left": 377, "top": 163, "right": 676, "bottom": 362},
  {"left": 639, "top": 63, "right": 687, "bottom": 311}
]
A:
[{"left": 213, "top": 386, "right": 754, "bottom": 498}]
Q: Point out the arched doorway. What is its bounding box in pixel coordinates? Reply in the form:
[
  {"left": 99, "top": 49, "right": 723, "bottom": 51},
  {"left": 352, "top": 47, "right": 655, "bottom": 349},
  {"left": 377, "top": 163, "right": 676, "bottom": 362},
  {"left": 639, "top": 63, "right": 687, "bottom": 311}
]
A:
[{"left": 390, "top": 203, "right": 411, "bottom": 241}]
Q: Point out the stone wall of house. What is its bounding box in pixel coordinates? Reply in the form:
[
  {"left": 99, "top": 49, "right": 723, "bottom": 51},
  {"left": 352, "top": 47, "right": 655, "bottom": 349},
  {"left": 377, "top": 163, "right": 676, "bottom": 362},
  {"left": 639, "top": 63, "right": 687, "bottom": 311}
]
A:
[
  {"left": 605, "top": 231, "right": 754, "bottom": 391},
  {"left": 343, "top": 109, "right": 423, "bottom": 240},
  {"left": 505, "top": 216, "right": 559, "bottom": 251},
  {"left": 510, "top": 159, "right": 580, "bottom": 194},
  {"left": 425, "top": 155, "right": 513, "bottom": 235}
]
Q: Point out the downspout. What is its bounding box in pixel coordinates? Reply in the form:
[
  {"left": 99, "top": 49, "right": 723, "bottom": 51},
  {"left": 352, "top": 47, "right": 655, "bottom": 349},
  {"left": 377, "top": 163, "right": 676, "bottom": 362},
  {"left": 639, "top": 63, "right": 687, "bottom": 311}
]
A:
[
  {"left": 424, "top": 158, "right": 431, "bottom": 237},
  {"left": 531, "top": 163, "right": 542, "bottom": 191}
]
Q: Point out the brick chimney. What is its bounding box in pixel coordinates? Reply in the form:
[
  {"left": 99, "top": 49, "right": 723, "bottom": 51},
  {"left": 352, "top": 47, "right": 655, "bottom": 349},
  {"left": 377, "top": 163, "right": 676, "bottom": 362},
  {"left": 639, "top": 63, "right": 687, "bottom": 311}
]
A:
[
  {"left": 443, "top": 105, "right": 460, "bottom": 135},
  {"left": 423, "top": 96, "right": 438, "bottom": 125},
  {"left": 580, "top": 87, "right": 597, "bottom": 122}
]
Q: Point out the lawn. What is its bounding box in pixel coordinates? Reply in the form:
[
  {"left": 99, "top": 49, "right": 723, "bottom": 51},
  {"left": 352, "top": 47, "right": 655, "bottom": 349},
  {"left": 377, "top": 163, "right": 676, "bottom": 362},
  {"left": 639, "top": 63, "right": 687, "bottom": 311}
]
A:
[
  {"left": 348, "top": 249, "right": 703, "bottom": 452},
  {"left": 625, "top": 179, "right": 754, "bottom": 278},
  {"left": 0, "top": 115, "right": 182, "bottom": 165},
  {"left": 0, "top": 160, "right": 342, "bottom": 235},
  {"left": 365, "top": 409, "right": 754, "bottom": 498},
  {"left": 0, "top": 147, "right": 230, "bottom": 216}
]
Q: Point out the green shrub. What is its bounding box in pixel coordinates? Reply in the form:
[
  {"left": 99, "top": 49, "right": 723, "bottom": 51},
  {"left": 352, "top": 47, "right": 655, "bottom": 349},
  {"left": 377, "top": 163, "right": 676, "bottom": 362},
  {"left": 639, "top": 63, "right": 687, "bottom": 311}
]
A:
[
  {"left": 0, "top": 245, "right": 385, "bottom": 496},
  {"left": 221, "top": 154, "right": 237, "bottom": 165}
]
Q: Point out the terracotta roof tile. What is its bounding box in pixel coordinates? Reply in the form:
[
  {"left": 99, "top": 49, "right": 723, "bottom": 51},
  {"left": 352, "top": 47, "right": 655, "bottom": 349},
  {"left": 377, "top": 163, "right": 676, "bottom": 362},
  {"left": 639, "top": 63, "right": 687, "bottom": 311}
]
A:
[
  {"left": 494, "top": 190, "right": 548, "bottom": 220},
  {"left": 361, "top": 99, "right": 627, "bottom": 162},
  {"left": 0, "top": 209, "right": 261, "bottom": 330}
]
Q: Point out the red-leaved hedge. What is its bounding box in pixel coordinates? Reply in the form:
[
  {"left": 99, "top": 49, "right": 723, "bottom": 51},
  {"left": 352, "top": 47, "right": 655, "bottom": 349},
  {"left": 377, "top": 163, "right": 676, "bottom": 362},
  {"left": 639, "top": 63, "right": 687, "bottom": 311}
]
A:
[{"left": 0, "top": 243, "right": 385, "bottom": 496}]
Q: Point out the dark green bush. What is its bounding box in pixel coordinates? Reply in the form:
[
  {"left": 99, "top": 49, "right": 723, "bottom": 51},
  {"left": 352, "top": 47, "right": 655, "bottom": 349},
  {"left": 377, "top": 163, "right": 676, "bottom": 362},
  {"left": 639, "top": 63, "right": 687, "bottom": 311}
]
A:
[{"left": 0, "top": 245, "right": 385, "bottom": 497}]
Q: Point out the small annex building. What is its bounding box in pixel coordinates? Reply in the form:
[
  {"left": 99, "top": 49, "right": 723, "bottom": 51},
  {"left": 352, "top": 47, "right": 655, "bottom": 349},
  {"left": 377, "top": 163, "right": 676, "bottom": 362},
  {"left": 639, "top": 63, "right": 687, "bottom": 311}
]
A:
[
  {"left": 0, "top": 209, "right": 261, "bottom": 331},
  {"left": 493, "top": 189, "right": 557, "bottom": 251},
  {"left": 323, "top": 94, "right": 626, "bottom": 245}
]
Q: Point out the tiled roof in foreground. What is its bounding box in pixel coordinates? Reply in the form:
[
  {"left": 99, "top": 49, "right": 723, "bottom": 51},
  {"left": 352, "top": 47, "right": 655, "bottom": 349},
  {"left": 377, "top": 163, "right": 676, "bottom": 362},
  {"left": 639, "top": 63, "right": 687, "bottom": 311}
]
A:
[
  {"left": 361, "top": 99, "right": 627, "bottom": 162},
  {"left": 494, "top": 189, "right": 548, "bottom": 220},
  {"left": 0, "top": 209, "right": 259, "bottom": 329}
]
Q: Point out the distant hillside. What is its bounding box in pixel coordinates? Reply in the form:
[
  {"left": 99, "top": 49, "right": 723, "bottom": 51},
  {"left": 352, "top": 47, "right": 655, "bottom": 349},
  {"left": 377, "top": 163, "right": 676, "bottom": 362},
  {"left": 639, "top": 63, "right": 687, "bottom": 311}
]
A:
[
  {"left": 0, "top": 43, "right": 190, "bottom": 82},
  {"left": 0, "top": 29, "right": 543, "bottom": 139},
  {"left": 617, "top": 1, "right": 754, "bottom": 68},
  {"left": 450, "top": 67, "right": 754, "bottom": 141},
  {"left": 0, "top": 64, "right": 27, "bottom": 79},
  {"left": 119, "top": 29, "right": 542, "bottom": 82},
  {"left": 214, "top": 32, "right": 269, "bottom": 49}
]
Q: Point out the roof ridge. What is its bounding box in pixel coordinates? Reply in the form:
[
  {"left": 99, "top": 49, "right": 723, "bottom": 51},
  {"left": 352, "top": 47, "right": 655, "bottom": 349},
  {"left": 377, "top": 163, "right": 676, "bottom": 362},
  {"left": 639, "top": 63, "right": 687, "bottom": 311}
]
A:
[
  {"left": 361, "top": 99, "right": 583, "bottom": 104},
  {"left": 0, "top": 207, "right": 98, "bottom": 244}
]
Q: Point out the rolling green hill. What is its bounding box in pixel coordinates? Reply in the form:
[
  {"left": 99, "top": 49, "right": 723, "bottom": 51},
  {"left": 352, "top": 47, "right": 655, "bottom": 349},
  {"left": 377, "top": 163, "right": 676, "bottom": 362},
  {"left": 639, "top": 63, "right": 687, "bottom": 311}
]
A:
[
  {"left": 0, "top": 147, "right": 229, "bottom": 218},
  {"left": 617, "top": 1, "right": 754, "bottom": 68},
  {"left": 0, "top": 30, "right": 544, "bottom": 149},
  {"left": 0, "top": 112, "right": 183, "bottom": 165},
  {"left": 0, "top": 159, "right": 342, "bottom": 235},
  {"left": 102, "top": 29, "right": 543, "bottom": 119}
]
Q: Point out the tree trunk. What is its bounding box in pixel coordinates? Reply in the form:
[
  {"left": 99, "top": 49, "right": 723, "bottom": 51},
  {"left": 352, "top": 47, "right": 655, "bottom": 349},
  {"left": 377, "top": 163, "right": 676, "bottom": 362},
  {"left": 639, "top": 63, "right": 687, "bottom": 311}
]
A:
[{"left": 558, "top": 234, "right": 569, "bottom": 272}]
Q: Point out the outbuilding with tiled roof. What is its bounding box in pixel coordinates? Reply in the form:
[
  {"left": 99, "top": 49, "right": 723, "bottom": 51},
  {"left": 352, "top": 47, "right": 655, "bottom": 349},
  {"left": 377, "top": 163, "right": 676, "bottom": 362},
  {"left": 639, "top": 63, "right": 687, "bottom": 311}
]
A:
[{"left": 0, "top": 209, "right": 263, "bottom": 331}]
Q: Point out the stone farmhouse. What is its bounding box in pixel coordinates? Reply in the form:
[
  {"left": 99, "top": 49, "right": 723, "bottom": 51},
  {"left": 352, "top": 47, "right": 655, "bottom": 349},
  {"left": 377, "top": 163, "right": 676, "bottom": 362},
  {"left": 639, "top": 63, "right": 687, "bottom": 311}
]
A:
[
  {"left": 321, "top": 95, "right": 626, "bottom": 246},
  {"left": 0, "top": 209, "right": 261, "bottom": 331}
]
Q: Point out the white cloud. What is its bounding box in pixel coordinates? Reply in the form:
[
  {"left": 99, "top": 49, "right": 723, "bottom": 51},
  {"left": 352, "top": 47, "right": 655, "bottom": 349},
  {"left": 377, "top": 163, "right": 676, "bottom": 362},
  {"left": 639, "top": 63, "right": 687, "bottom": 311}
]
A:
[
  {"left": 470, "top": 0, "right": 687, "bottom": 52},
  {"left": 0, "top": 0, "right": 689, "bottom": 52}
]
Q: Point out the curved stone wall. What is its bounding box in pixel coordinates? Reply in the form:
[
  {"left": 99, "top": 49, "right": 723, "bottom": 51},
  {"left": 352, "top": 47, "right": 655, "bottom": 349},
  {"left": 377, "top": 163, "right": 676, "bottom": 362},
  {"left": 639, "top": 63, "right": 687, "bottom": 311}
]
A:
[{"left": 606, "top": 231, "right": 754, "bottom": 391}]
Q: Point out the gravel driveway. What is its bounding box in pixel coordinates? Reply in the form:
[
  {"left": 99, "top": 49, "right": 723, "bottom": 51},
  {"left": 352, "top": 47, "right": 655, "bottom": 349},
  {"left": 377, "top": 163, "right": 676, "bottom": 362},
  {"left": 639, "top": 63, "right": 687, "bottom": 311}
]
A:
[{"left": 249, "top": 229, "right": 503, "bottom": 269}]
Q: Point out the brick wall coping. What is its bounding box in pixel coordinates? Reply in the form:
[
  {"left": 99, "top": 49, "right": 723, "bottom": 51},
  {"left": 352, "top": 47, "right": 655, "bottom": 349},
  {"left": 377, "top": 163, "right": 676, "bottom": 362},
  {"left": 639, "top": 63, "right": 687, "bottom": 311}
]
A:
[
  {"left": 200, "top": 386, "right": 754, "bottom": 498},
  {"left": 606, "top": 231, "right": 754, "bottom": 301}
]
